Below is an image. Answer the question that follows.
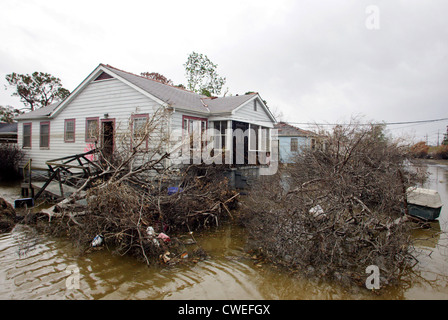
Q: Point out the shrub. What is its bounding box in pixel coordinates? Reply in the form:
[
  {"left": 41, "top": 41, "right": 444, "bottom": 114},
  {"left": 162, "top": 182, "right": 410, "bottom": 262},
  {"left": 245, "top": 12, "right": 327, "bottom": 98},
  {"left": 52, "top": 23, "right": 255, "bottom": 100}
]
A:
[
  {"left": 0, "top": 143, "right": 24, "bottom": 180},
  {"left": 429, "top": 145, "right": 448, "bottom": 159},
  {"left": 410, "top": 141, "right": 429, "bottom": 158}
]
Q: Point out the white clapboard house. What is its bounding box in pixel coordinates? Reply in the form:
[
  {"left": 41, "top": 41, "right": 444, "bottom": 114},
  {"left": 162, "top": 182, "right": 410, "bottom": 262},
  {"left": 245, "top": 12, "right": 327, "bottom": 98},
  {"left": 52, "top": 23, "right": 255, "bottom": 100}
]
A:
[{"left": 16, "top": 64, "right": 276, "bottom": 174}]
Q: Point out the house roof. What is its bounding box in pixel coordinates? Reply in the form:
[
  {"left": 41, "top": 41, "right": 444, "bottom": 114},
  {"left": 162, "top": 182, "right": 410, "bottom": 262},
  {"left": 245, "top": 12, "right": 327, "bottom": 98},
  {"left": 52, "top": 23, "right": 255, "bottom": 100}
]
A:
[
  {"left": 15, "top": 64, "right": 275, "bottom": 122},
  {"left": 274, "top": 122, "right": 315, "bottom": 137},
  {"left": 15, "top": 102, "right": 61, "bottom": 120},
  {"left": 203, "top": 94, "right": 256, "bottom": 114},
  {"left": 101, "top": 65, "right": 263, "bottom": 115},
  {"left": 0, "top": 122, "right": 17, "bottom": 134}
]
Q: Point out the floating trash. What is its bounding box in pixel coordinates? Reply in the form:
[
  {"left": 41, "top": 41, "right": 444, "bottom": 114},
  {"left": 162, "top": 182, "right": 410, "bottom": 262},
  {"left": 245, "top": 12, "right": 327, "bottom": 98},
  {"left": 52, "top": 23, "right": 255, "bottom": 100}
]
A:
[
  {"left": 161, "top": 251, "right": 171, "bottom": 263},
  {"left": 181, "top": 252, "right": 189, "bottom": 259},
  {"left": 158, "top": 232, "right": 171, "bottom": 243},
  {"left": 14, "top": 198, "right": 34, "bottom": 209},
  {"left": 168, "top": 187, "right": 183, "bottom": 195},
  {"left": 146, "top": 226, "right": 156, "bottom": 237},
  {"left": 91, "top": 234, "right": 104, "bottom": 247}
]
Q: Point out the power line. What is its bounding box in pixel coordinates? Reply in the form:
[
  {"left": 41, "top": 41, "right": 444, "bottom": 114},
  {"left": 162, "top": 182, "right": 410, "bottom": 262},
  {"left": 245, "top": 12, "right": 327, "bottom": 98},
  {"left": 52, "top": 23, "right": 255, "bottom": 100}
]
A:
[
  {"left": 231, "top": 116, "right": 448, "bottom": 127},
  {"left": 285, "top": 117, "right": 448, "bottom": 127}
]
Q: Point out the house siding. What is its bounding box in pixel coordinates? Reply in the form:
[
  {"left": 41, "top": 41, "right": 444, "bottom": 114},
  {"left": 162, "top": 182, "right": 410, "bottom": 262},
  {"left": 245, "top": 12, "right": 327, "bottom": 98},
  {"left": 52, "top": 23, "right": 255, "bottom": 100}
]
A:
[
  {"left": 232, "top": 98, "right": 273, "bottom": 128},
  {"left": 170, "top": 110, "right": 209, "bottom": 134},
  {"left": 18, "top": 78, "right": 164, "bottom": 169},
  {"left": 168, "top": 110, "right": 210, "bottom": 163},
  {"left": 278, "top": 136, "right": 310, "bottom": 163}
]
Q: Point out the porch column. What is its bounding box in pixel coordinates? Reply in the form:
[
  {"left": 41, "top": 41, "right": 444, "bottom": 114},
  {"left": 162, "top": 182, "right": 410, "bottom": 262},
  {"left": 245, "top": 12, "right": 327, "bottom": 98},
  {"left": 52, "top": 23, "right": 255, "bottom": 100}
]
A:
[{"left": 225, "top": 120, "right": 233, "bottom": 165}]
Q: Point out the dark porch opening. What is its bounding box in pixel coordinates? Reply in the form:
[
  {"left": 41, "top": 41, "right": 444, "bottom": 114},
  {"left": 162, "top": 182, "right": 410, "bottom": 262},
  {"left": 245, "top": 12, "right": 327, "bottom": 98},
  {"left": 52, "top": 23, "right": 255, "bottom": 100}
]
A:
[{"left": 232, "top": 121, "right": 249, "bottom": 165}]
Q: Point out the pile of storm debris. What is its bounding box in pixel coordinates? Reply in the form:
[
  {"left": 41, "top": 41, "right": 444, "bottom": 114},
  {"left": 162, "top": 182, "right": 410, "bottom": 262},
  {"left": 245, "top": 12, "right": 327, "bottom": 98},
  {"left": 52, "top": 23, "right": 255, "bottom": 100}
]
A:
[
  {"left": 28, "top": 164, "right": 238, "bottom": 265},
  {"left": 23, "top": 110, "right": 239, "bottom": 265},
  {"left": 242, "top": 121, "right": 428, "bottom": 289}
]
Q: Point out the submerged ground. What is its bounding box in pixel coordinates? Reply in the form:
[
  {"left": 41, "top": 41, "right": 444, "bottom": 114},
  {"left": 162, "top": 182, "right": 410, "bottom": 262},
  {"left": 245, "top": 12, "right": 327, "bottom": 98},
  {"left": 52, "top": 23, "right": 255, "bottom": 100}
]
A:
[{"left": 0, "top": 160, "right": 447, "bottom": 300}]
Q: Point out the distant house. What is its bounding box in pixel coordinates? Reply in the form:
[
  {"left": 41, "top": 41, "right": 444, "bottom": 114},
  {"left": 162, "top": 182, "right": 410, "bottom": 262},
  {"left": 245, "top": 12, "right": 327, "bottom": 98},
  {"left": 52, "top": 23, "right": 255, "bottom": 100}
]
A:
[
  {"left": 0, "top": 122, "right": 18, "bottom": 143},
  {"left": 15, "top": 64, "right": 276, "bottom": 172},
  {"left": 275, "top": 122, "right": 315, "bottom": 164}
]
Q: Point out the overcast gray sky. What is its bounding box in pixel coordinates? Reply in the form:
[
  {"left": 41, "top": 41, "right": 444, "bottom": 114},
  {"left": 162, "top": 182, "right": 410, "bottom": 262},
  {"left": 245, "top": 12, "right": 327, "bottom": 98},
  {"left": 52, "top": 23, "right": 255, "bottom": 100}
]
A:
[{"left": 1, "top": 0, "right": 447, "bottom": 144}]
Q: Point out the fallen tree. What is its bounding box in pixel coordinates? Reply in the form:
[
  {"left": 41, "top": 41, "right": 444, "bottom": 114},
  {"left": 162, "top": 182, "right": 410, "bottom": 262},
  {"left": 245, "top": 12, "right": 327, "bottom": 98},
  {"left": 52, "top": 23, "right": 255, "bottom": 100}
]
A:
[
  {"left": 242, "top": 120, "right": 426, "bottom": 289},
  {"left": 34, "top": 165, "right": 237, "bottom": 265}
]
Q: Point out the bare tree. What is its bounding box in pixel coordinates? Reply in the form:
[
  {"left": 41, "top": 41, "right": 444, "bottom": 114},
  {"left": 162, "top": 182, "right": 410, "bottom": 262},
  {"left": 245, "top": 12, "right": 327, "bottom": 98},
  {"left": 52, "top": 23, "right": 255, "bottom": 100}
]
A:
[{"left": 140, "top": 72, "right": 174, "bottom": 86}]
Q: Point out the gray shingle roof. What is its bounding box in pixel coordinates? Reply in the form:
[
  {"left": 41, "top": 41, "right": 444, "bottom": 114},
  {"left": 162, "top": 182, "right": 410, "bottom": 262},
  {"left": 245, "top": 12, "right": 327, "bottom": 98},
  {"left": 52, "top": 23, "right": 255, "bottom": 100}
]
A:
[
  {"left": 0, "top": 122, "right": 17, "bottom": 134},
  {"left": 102, "top": 65, "right": 211, "bottom": 114},
  {"left": 102, "top": 65, "right": 260, "bottom": 115},
  {"left": 15, "top": 102, "right": 61, "bottom": 120},
  {"left": 204, "top": 94, "right": 255, "bottom": 114},
  {"left": 15, "top": 64, "right": 266, "bottom": 120}
]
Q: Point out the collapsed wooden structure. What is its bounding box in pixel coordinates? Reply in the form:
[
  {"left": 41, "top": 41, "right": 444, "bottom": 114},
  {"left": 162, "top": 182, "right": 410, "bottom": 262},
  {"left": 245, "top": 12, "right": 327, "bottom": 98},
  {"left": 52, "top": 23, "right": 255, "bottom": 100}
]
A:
[{"left": 20, "top": 149, "right": 101, "bottom": 205}]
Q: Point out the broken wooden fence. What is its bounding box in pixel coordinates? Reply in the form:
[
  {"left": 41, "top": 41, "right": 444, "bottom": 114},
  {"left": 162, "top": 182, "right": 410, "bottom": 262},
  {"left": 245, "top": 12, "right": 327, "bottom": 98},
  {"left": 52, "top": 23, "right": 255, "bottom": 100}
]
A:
[{"left": 33, "top": 149, "right": 102, "bottom": 201}]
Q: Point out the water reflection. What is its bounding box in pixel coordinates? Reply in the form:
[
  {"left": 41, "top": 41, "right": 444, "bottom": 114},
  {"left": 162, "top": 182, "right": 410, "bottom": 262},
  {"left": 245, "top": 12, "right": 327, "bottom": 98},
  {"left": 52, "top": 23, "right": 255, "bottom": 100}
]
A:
[
  {"left": 0, "top": 161, "right": 448, "bottom": 299},
  {"left": 402, "top": 160, "right": 448, "bottom": 299}
]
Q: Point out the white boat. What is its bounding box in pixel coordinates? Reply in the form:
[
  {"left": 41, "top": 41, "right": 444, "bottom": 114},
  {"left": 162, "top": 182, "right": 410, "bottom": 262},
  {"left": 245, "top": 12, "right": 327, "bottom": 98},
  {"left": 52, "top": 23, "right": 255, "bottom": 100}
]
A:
[{"left": 406, "top": 187, "right": 443, "bottom": 220}]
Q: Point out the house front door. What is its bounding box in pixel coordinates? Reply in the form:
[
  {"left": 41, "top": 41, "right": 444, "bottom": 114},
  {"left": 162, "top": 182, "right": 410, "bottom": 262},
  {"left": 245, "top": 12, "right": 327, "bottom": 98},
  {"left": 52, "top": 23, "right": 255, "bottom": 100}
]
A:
[{"left": 101, "top": 119, "right": 115, "bottom": 160}]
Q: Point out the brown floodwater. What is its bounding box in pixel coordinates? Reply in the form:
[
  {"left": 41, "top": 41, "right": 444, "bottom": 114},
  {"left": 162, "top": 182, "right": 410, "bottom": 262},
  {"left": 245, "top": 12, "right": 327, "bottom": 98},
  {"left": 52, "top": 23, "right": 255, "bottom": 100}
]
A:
[{"left": 0, "top": 161, "right": 447, "bottom": 300}]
